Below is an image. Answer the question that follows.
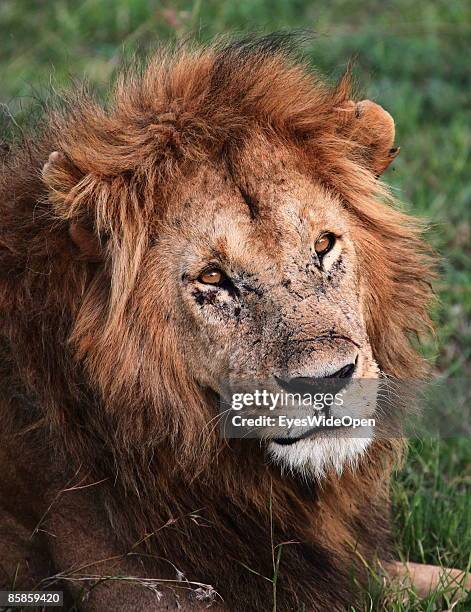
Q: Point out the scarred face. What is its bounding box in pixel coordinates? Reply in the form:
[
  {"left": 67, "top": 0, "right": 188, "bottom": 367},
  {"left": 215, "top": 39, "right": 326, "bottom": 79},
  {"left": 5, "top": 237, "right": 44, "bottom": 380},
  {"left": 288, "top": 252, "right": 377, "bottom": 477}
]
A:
[{"left": 155, "top": 139, "right": 379, "bottom": 477}]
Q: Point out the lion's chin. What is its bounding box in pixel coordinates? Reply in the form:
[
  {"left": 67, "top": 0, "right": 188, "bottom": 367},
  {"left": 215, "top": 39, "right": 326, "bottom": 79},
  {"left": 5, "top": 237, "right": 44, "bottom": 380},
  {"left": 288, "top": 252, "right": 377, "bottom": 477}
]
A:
[{"left": 267, "top": 433, "right": 373, "bottom": 480}]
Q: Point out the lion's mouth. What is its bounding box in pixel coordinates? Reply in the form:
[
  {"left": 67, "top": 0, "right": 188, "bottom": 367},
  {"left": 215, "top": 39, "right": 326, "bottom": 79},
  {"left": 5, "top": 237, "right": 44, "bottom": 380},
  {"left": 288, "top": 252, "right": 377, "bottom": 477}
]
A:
[{"left": 272, "top": 423, "right": 346, "bottom": 446}]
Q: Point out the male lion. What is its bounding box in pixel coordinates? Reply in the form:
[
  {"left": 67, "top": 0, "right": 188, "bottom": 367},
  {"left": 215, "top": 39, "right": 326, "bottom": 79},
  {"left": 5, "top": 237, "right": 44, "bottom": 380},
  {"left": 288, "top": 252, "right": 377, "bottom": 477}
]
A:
[{"left": 0, "top": 36, "right": 460, "bottom": 611}]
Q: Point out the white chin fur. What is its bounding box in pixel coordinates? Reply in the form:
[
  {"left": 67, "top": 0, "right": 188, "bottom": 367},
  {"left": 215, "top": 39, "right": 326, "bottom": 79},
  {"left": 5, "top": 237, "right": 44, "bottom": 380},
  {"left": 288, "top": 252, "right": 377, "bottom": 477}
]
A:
[{"left": 268, "top": 433, "right": 373, "bottom": 481}]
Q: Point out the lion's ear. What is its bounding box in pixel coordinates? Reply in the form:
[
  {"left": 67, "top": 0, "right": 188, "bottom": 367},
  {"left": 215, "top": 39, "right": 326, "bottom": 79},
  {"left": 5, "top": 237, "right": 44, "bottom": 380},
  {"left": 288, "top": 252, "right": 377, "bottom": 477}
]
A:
[
  {"left": 42, "top": 151, "right": 103, "bottom": 262},
  {"left": 337, "top": 100, "right": 400, "bottom": 176}
]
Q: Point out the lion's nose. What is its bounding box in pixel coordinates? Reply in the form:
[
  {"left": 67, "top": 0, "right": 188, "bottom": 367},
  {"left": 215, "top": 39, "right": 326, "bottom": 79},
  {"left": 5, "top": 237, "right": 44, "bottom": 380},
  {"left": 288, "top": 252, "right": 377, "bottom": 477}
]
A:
[{"left": 275, "top": 360, "right": 357, "bottom": 395}]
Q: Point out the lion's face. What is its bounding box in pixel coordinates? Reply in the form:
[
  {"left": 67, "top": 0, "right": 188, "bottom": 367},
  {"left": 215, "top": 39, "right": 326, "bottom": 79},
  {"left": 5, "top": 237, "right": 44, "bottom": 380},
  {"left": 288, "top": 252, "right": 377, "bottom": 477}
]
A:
[{"left": 151, "top": 140, "right": 378, "bottom": 477}]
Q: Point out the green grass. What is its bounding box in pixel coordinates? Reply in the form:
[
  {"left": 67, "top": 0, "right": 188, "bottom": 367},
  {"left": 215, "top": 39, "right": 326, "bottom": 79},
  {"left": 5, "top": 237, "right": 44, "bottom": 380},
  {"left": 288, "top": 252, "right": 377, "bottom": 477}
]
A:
[{"left": 1, "top": 1, "right": 470, "bottom": 609}]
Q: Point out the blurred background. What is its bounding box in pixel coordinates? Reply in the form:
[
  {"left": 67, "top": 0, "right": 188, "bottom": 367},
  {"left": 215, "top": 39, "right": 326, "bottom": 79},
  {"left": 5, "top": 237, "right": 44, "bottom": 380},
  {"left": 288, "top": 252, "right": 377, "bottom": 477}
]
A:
[{"left": 1, "top": 1, "right": 470, "bottom": 606}]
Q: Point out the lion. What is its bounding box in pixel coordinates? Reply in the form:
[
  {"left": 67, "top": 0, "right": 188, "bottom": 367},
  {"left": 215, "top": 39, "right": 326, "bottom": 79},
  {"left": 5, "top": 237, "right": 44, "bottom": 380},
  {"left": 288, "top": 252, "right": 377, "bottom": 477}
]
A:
[{"left": 0, "top": 35, "right": 465, "bottom": 611}]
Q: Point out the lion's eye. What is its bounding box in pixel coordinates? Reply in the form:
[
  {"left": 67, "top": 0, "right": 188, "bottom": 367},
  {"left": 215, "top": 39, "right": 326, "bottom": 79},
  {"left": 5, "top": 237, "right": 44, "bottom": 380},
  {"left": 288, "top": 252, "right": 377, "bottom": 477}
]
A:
[
  {"left": 314, "top": 233, "right": 336, "bottom": 258},
  {"left": 198, "top": 268, "right": 225, "bottom": 285}
]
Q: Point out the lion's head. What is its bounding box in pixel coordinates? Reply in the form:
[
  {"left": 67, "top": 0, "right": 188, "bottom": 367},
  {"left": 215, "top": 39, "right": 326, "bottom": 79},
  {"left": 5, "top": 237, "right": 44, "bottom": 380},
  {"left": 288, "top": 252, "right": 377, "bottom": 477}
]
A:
[{"left": 3, "top": 36, "right": 433, "bottom": 484}]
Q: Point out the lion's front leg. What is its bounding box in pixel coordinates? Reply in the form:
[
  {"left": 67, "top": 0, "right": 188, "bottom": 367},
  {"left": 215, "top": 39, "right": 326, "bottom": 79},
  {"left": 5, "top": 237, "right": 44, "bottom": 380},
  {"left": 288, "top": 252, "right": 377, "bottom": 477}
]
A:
[{"left": 384, "top": 560, "right": 471, "bottom": 603}]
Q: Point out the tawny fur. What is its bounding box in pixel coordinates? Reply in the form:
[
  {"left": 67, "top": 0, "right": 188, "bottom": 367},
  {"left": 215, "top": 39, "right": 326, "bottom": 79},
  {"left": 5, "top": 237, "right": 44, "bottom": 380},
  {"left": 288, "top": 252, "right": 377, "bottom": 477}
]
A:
[{"left": 0, "top": 36, "right": 435, "bottom": 611}]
